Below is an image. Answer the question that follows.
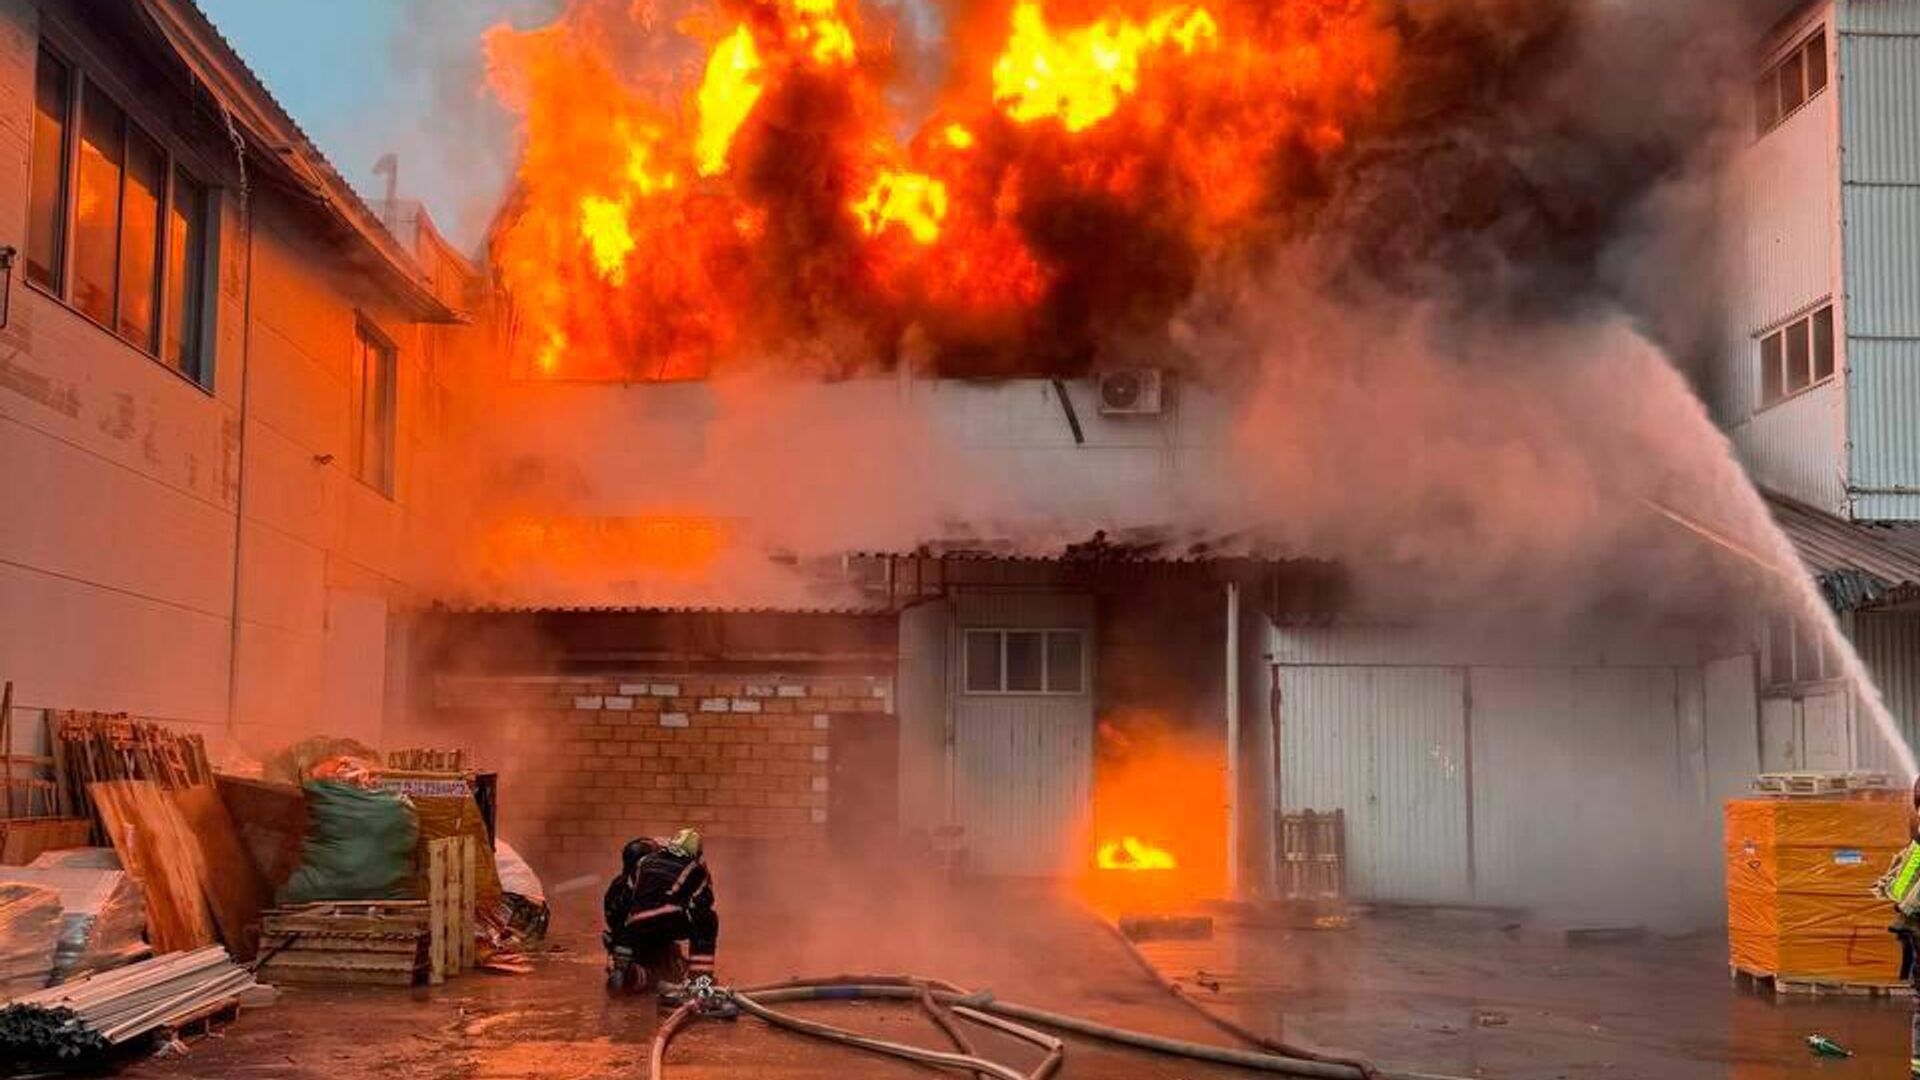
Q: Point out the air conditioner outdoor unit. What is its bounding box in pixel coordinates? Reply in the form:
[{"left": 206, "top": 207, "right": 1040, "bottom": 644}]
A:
[{"left": 1096, "top": 369, "right": 1164, "bottom": 416}]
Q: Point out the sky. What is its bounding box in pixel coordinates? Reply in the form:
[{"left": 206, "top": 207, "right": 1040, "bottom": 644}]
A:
[{"left": 196, "top": 0, "right": 556, "bottom": 251}]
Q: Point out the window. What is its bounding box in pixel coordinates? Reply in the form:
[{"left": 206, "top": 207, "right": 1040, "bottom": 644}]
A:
[
  {"left": 1764, "top": 612, "right": 1841, "bottom": 688},
  {"left": 26, "top": 47, "right": 212, "bottom": 385},
  {"left": 352, "top": 323, "right": 397, "bottom": 497},
  {"left": 1755, "top": 29, "right": 1828, "bottom": 136},
  {"left": 1758, "top": 304, "right": 1836, "bottom": 407},
  {"left": 963, "top": 629, "right": 1086, "bottom": 694}
]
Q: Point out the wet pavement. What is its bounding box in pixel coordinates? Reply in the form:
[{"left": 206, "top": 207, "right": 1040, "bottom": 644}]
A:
[
  {"left": 121, "top": 868, "right": 1915, "bottom": 1080},
  {"left": 129, "top": 869, "right": 1266, "bottom": 1080},
  {"left": 1132, "top": 903, "right": 1913, "bottom": 1079}
]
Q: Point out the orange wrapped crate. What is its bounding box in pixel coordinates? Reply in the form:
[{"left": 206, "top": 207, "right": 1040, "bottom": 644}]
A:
[{"left": 1724, "top": 796, "right": 1906, "bottom": 986}]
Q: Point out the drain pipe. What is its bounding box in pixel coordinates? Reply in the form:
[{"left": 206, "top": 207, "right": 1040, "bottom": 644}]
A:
[{"left": 1224, "top": 580, "right": 1241, "bottom": 898}]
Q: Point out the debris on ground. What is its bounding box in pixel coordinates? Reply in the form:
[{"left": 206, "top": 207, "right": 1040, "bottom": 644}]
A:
[
  {"left": 1118, "top": 914, "right": 1213, "bottom": 942},
  {"left": 1806, "top": 1033, "right": 1853, "bottom": 1058},
  {"left": 1564, "top": 926, "right": 1647, "bottom": 947},
  {"left": 1474, "top": 1010, "right": 1510, "bottom": 1028},
  {"left": 1, "top": 946, "right": 265, "bottom": 1070}
]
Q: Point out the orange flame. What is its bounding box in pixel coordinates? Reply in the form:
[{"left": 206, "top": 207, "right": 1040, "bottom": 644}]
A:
[
  {"left": 854, "top": 170, "right": 950, "bottom": 244},
  {"left": 992, "top": 2, "right": 1219, "bottom": 132},
  {"left": 485, "top": 0, "right": 1398, "bottom": 378},
  {"left": 697, "top": 25, "right": 764, "bottom": 177},
  {"left": 1097, "top": 836, "right": 1179, "bottom": 871}
]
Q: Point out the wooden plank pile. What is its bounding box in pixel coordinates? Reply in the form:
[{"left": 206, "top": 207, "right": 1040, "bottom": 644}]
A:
[
  {"left": 1754, "top": 771, "right": 1896, "bottom": 797},
  {"left": 1, "top": 682, "right": 94, "bottom": 866},
  {"left": 57, "top": 711, "right": 210, "bottom": 804},
  {"left": 3, "top": 946, "right": 263, "bottom": 1053},
  {"left": 257, "top": 901, "right": 430, "bottom": 986},
  {"left": 388, "top": 748, "right": 468, "bottom": 772}
]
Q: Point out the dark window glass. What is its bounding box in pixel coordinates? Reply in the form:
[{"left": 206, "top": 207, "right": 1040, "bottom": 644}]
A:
[
  {"left": 1761, "top": 332, "right": 1784, "bottom": 404},
  {"left": 1005, "top": 631, "right": 1044, "bottom": 692},
  {"left": 965, "top": 631, "right": 1002, "bottom": 692},
  {"left": 1785, "top": 318, "right": 1812, "bottom": 393},
  {"left": 353, "top": 325, "right": 398, "bottom": 496},
  {"left": 166, "top": 171, "right": 207, "bottom": 379},
  {"left": 1755, "top": 73, "right": 1779, "bottom": 133},
  {"left": 1768, "top": 613, "right": 1795, "bottom": 684},
  {"left": 117, "top": 125, "right": 164, "bottom": 349},
  {"left": 1046, "top": 631, "right": 1084, "bottom": 693},
  {"left": 28, "top": 50, "right": 71, "bottom": 291},
  {"left": 73, "top": 83, "right": 125, "bottom": 325},
  {"left": 1806, "top": 32, "right": 1828, "bottom": 96},
  {"left": 1779, "top": 51, "right": 1806, "bottom": 116},
  {"left": 1812, "top": 306, "right": 1835, "bottom": 382}
]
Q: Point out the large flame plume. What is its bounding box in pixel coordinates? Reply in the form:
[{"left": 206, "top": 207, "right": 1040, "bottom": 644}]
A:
[{"left": 484, "top": 0, "right": 1396, "bottom": 379}]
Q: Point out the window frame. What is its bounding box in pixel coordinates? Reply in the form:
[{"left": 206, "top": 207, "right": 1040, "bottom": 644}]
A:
[
  {"left": 24, "top": 39, "right": 217, "bottom": 391},
  {"left": 961, "top": 628, "right": 1088, "bottom": 696},
  {"left": 1756, "top": 303, "right": 1838, "bottom": 411},
  {"left": 351, "top": 318, "right": 400, "bottom": 499},
  {"left": 1762, "top": 612, "right": 1843, "bottom": 691},
  {"left": 1754, "top": 28, "right": 1830, "bottom": 138}
]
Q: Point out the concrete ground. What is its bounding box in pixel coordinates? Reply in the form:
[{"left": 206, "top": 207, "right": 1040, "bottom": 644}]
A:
[
  {"left": 122, "top": 867, "right": 1914, "bottom": 1080},
  {"left": 1133, "top": 903, "right": 1913, "bottom": 1079}
]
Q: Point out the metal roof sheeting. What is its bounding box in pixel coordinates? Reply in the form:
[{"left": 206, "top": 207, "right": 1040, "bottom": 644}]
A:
[{"left": 1768, "top": 492, "right": 1920, "bottom": 609}]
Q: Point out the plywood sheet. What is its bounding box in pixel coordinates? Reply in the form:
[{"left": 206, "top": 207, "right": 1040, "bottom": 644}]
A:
[
  {"left": 88, "top": 780, "right": 216, "bottom": 954},
  {"left": 171, "top": 783, "right": 271, "bottom": 960}
]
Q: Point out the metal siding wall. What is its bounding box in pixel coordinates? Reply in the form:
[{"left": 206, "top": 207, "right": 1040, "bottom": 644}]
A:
[
  {"left": 1469, "top": 668, "right": 1577, "bottom": 906},
  {"left": 896, "top": 601, "right": 950, "bottom": 832},
  {"left": 952, "top": 592, "right": 1095, "bottom": 629},
  {"left": 949, "top": 590, "right": 1094, "bottom": 876},
  {"left": 1278, "top": 667, "right": 1382, "bottom": 899},
  {"left": 1855, "top": 611, "right": 1920, "bottom": 768},
  {"left": 1840, "top": 24, "right": 1920, "bottom": 519},
  {"left": 1731, "top": 382, "right": 1850, "bottom": 513},
  {"left": 1277, "top": 667, "right": 1469, "bottom": 904},
  {"left": 1718, "top": 47, "right": 1846, "bottom": 500},
  {"left": 1370, "top": 669, "right": 1471, "bottom": 902},
  {"left": 1840, "top": 0, "right": 1920, "bottom": 34}
]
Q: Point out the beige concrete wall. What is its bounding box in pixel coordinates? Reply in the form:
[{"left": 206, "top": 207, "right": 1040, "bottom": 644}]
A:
[{"left": 0, "top": 0, "right": 468, "bottom": 759}]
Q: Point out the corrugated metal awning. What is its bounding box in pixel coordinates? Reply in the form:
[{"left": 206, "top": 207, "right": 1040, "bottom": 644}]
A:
[{"left": 1768, "top": 492, "right": 1920, "bottom": 611}]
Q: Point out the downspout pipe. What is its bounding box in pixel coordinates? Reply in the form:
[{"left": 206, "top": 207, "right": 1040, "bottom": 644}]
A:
[{"left": 1225, "top": 580, "right": 1241, "bottom": 898}]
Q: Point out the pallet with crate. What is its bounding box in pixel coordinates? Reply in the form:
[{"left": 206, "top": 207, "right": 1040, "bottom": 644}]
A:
[
  {"left": 255, "top": 837, "right": 476, "bottom": 987},
  {"left": 1752, "top": 772, "right": 1896, "bottom": 797},
  {"left": 1731, "top": 965, "right": 1911, "bottom": 999}
]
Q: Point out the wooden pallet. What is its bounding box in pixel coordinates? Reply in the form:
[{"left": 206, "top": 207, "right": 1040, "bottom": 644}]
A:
[
  {"left": 1732, "top": 966, "right": 1911, "bottom": 998},
  {"left": 1754, "top": 772, "right": 1896, "bottom": 797},
  {"left": 427, "top": 835, "right": 476, "bottom": 984},
  {"left": 258, "top": 901, "right": 429, "bottom": 987}
]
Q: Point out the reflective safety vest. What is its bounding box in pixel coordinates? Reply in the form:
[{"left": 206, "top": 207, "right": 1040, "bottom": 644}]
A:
[{"left": 1879, "top": 843, "right": 1920, "bottom": 917}]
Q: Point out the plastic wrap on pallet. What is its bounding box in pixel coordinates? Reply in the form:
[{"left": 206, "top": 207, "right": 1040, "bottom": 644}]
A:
[
  {"left": 0, "top": 883, "right": 61, "bottom": 997},
  {"left": 1725, "top": 797, "right": 1907, "bottom": 985},
  {"left": 0, "top": 867, "right": 150, "bottom": 982}
]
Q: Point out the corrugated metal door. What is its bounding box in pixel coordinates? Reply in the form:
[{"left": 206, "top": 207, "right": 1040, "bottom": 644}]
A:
[
  {"left": 953, "top": 700, "right": 1091, "bottom": 876},
  {"left": 950, "top": 592, "right": 1095, "bottom": 877},
  {"left": 1279, "top": 667, "right": 1469, "bottom": 903}
]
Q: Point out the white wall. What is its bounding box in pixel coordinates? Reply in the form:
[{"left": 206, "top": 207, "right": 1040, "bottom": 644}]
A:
[
  {"left": 0, "top": 2, "right": 465, "bottom": 754},
  {"left": 1271, "top": 623, "right": 1743, "bottom": 928},
  {"left": 1717, "top": 3, "right": 1848, "bottom": 513}
]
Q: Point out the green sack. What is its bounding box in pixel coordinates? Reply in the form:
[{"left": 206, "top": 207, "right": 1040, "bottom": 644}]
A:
[{"left": 280, "top": 781, "right": 420, "bottom": 904}]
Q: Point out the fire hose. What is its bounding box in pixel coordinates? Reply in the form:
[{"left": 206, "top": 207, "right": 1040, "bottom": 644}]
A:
[{"left": 650, "top": 974, "right": 1474, "bottom": 1080}]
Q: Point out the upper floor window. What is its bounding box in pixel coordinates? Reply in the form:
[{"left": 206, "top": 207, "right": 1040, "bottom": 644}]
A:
[
  {"left": 352, "top": 321, "right": 398, "bottom": 497},
  {"left": 964, "top": 629, "right": 1086, "bottom": 695},
  {"left": 27, "top": 47, "right": 212, "bottom": 387},
  {"left": 1764, "top": 612, "right": 1841, "bottom": 689},
  {"left": 1755, "top": 29, "right": 1828, "bottom": 136},
  {"left": 1759, "top": 304, "right": 1835, "bottom": 408}
]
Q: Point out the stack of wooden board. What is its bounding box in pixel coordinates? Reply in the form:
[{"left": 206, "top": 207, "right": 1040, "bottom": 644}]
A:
[
  {"left": 4, "top": 945, "right": 264, "bottom": 1046},
  {"left": 427, "top": 836, "right": 477, "bottom": 984},
  {"left": 1726, "top": 795, "right": 1909, "bottom": 990},
  {"left": 257, "top": 902, "right": 430, "bottom": 986},
  {"left": 86, "top": 779, "right": 271, "bottom": 961},
  {"left": 0, "top": 882, "right": 61, "bottom": 994},
  {"left": 0, "top": 682, "right": 93, "bottom": 865}
]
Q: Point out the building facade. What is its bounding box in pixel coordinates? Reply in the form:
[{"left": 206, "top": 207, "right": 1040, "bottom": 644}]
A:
[{"left": 0, "top": 0, "right": 474, "bottom": 756}]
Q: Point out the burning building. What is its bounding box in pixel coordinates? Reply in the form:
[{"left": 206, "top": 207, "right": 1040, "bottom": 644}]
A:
[{"left": 4, "top": 0, "right": 1920, "bottom": 947}]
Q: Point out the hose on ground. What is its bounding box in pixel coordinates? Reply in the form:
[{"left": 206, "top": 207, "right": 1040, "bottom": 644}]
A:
[
  {"left": 1101, "top": 916, "right": 1385, "bottom": 1080},
  {"left": 648, "top": 977, "right": 1474, "bottom": 1080}
]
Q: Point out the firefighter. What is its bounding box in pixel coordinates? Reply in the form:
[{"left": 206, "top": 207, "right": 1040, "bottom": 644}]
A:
[
  {"left": 1886, "top": 777, "right": 1920, "bottom": 1077},
  {"left": 620, "top": 827, "right": 720, "bottom": 989}
]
